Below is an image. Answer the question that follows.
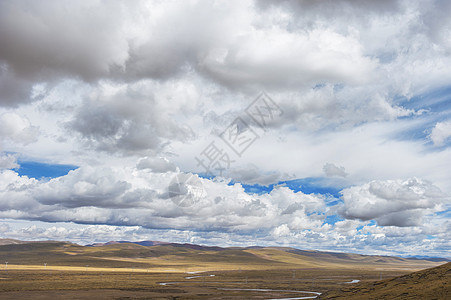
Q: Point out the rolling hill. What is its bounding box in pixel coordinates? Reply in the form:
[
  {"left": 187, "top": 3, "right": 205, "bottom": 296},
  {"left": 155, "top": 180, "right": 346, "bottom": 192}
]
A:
[
  {"left": 0, "top": 239, "right": 446, "bottom": 272},
  {"left": 319, "top": 261, "right": 451, "bottom": 299},
  {"left": 0, "top": 239, "right": 448, "bottom": 299}
]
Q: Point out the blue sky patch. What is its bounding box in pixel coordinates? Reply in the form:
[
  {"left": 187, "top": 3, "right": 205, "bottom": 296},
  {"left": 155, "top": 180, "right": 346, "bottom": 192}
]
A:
[
  {"left": 196, "top": 174, "right": 350, "bottom": 207},
  {"left": 225, "top": 177, "right": 346, "bottom": 199},
  {"left": 17, "top": 161, "right": 78, "bottom": 179},
  {"left": 323, "top": 214, "right": 344, "bottom": 225},
  {"left": 280, "top": 177, "right": 345, "bottom": 198},
  {"left": 399, "top": 85, "right": 451, "bottom": 113}
]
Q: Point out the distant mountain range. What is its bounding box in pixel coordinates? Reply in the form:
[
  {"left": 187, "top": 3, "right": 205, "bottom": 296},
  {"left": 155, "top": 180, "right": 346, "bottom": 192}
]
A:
[
  {"left": 85, "top": 240, "right": 450, "bottom": 262},
  {"left": 87, "top": 240, "right": 225, "bottom": 251},
  {"left": 1, "top": 238, "right": 448, "bottom": 299},
  {"left": 88, "top": 240, "right": 169, "bottom": 247},
  {"left": 0, "top": 238, "right": 66, "bottom": 246},
  {"left": 0, "top": 239, "right": 448, "bottom": 266}
]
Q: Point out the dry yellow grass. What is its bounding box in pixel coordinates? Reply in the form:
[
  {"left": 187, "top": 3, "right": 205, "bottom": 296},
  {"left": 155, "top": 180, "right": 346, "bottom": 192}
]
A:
[
  {"left": 319, "top": 262, "right": 451, "bottom": 299},
  {"left": 0, "top": 241, "right": 447, "bottom": 299}
]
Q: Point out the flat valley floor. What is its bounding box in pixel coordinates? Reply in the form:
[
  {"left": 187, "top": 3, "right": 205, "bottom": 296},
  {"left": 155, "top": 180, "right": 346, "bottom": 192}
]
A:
[{"left": 0, "top": 242, "right": 448, "bottom": 299}]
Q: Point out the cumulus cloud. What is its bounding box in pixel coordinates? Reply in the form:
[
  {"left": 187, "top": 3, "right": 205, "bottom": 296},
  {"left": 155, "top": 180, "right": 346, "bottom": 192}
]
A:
[
  {"left": 0, "top": 0, "right": 248, "bottom": 104},
  {"left": 1, "top": 217, "right": 448, "bottom": 257},
  {"left": 226, "top": 164, "right": 283, "bottom": 185},
  {"left": 0, "top": 170, "right": 38, "bottom": 213},
  {"left": 136, "top": 157, "right": 176, "bottom": 173},
  {"left": 0, "top": 112, "right": 39, "bottom": 144},
  {"left": 35, "top": 167, "right": 132, "bottom": 209},
  {"left": 339, "top": 178, "right": 448, "bottom": 226},
  {"left": 323, "top": 163, "right": 348, "bottom": 177},
  {"left": 0, "top": 0, "right": 450, "bottom": 257},
  {"left": 430, "top": 121, "right": 451, "bottom": 146},
  {"left": 0, "top": 166, "right": 326, "bottom": 233},
  {"left": 0, "top": 0, "right": 445, "bottom": 137},
  {"left": 2, "top": 0, "right": 448, "bottom": 105},
  {"left": 0, "top": 63, "right": 35, "bottom": 107},
  {"left": 67, "top": 82, "right": 194, "bottom": 154},
  {"left": 0, "top": 153, "right": 19, "bottom": 169},
  {"left": 0, "top": 1, "right": 130, "bottom": 91},
  {"left": 200, "top": 27, "right": 377, "bottom": 91},
  {"left": 271, "top": 223, "right": 290, "bottom": 237}
]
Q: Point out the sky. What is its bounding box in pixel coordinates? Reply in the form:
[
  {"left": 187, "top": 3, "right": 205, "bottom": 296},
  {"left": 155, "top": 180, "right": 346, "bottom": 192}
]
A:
[{"left": 0, "top": 0, "right": 450, "bottom": 258}]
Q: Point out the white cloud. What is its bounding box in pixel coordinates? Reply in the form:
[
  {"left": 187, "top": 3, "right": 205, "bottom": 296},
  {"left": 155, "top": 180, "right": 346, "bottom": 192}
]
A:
[
  {"left": 0, "top": 153, "right": 19, "bottom": 169},
  {"left": 0, "top": 222, "right": 10, "bottom": 233},
  {"left": 200, "top": 27, "right": 377, "bottom": 91},
  {"left": 323, "top": 163, "right": 348, "bottom": 178},
  {"left": 66, "top": 82, "right": 195, "bottom": 154},
  {"left": 339, "top": 178, "right": 448, "bottom": 226},
  {"left": 272, "top": 224, "right": 290, "bottom": 237},
  {"left": 430, "top": 121, "right": 451, "bottom": 146},
  {"left": 137, "top": 157, "right": 176, "bottom": 173},
  {"left": 0, "top": 213, "right": 448, "bottom": 258},
  {"left": 0, "top": 0, "right": 450, "bottom": 257},
  {"left": 226, "top": 164, "right": 283, "bottom": 185},
  {"left": 0, "top": 112, "right": 39, "bottom": 144},
  {"left": 0, "top": 166, "right": 326, "bottom": 233}
]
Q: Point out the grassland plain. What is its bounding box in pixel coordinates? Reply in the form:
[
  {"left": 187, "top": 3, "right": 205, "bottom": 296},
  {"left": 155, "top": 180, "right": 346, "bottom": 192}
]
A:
[{"left": 0, "top": 240, "right": 447, "bottom": 299}]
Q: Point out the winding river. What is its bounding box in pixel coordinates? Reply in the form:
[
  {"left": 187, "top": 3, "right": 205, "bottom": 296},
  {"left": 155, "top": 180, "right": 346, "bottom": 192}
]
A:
[
  {"left": 158, "top": 272, "right": 363, "bottom": 299},
  {"left": 159, "top": 273, "right": 322, "bottom": 299}
]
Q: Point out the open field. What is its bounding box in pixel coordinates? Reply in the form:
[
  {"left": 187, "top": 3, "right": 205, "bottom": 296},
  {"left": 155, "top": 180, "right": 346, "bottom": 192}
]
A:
[
  {"left": 0, "top": 267, "right": 429, "bottom": 299},
  {"left": 0, "top": 240, "right": 448, "bottom": 299}
]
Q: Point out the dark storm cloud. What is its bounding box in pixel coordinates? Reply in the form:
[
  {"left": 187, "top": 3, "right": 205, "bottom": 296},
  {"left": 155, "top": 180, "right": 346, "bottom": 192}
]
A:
[
  {"left": 0, "top": 64, "right": 34, "bottom": 106},
  {"left": 1, "top": 0, "right": 449, "bottom": 107},
  {"left": 0, "top": 0, "right": 131, "bottom": 105},
  {"left": 0, "top": 0, "right": 234, "bottom": 106},
  {"left": 0, "top": 0, "right": 392, "bottom": 107}
]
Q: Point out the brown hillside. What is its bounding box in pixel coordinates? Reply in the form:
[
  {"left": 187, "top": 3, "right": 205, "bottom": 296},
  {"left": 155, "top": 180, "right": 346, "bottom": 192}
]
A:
[{"left": 319, "top": 262, "right": 451, "bottom": 299}]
